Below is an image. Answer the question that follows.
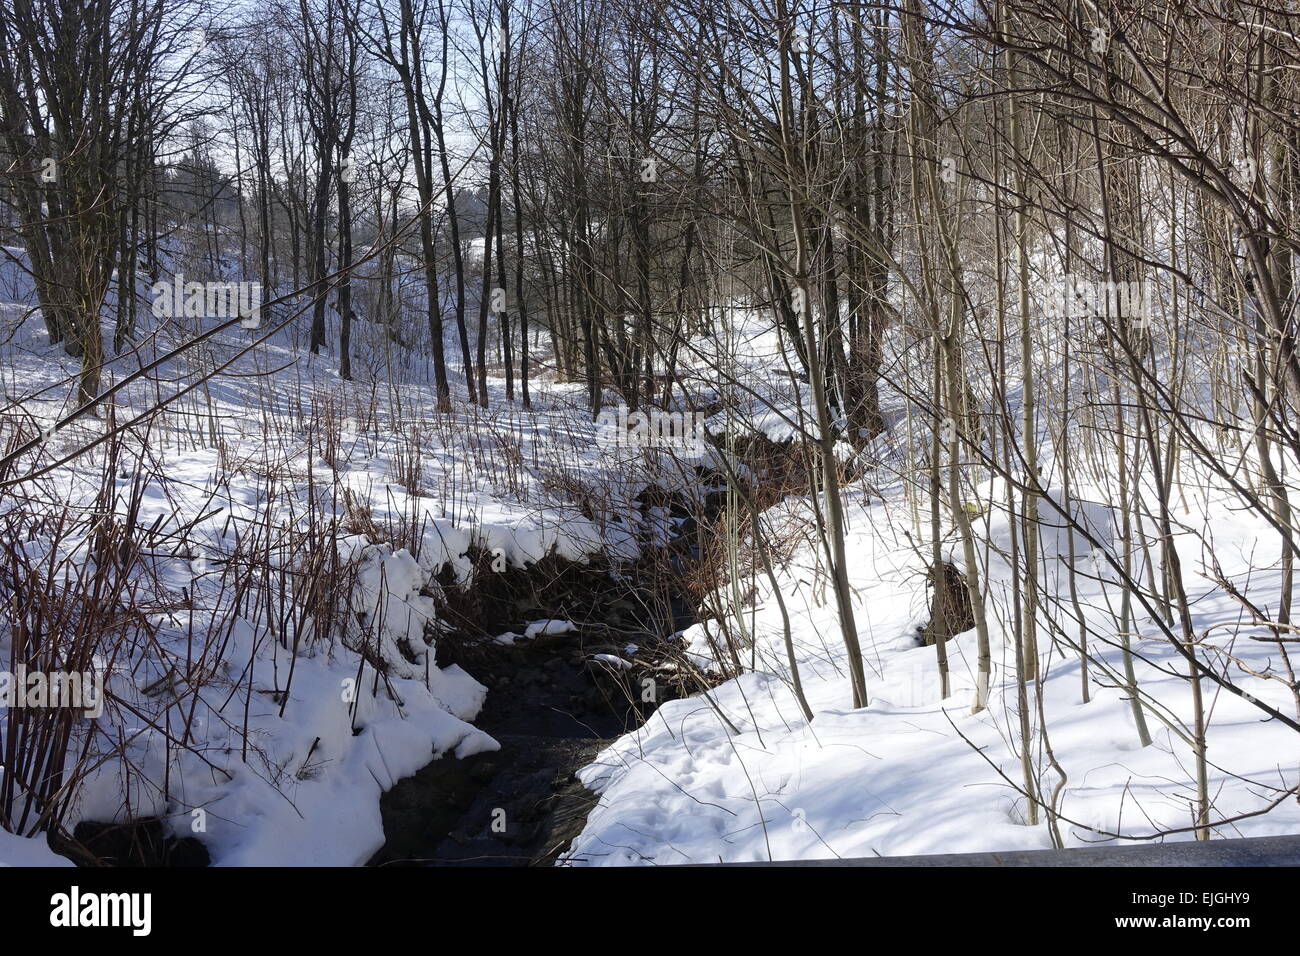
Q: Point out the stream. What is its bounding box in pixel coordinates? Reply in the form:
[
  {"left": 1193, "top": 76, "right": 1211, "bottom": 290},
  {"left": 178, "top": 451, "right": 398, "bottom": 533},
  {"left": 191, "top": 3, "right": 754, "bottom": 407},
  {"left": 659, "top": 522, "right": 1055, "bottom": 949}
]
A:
[{"left": 368, "top": 485, "right": 721, "bottom": 867}]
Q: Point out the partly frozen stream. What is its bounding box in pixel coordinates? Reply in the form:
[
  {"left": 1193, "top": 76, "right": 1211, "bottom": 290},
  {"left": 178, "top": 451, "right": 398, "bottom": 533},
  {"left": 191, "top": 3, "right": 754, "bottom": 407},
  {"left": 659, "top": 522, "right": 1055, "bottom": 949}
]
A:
[{"left": 370, "top": 487, "right": 719, "bottom": 866}]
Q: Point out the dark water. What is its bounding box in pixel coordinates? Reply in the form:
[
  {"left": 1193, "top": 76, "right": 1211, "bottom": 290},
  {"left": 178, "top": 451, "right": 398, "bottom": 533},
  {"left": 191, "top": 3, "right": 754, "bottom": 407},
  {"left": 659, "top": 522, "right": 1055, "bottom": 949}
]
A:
[{"left": 370, "top": 487, "right": 721, "bottom": 867}]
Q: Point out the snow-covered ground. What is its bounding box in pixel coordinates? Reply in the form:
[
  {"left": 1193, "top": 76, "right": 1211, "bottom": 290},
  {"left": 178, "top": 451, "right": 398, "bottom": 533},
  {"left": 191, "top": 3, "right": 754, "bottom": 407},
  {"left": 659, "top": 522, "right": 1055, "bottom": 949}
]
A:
[
  {"left": 0, "top": 255, "right": 705, "bottom": 866},
  {"left": 563, "top": 434, "right": 1300, "bottom": 864},
  {"left": 2, "top": 249, "right": 1298, "bottom": 868}
]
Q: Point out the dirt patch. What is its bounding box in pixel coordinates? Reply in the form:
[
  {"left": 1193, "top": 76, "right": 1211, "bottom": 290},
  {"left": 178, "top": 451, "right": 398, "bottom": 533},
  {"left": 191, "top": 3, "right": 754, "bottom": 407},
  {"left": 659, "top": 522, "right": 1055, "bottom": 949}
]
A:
[
  {"left": 917, "top": 560, "right": 974, "bottom": 646},
  {"left": 56, "top": 818, "right": 211, "bottom": 867}
]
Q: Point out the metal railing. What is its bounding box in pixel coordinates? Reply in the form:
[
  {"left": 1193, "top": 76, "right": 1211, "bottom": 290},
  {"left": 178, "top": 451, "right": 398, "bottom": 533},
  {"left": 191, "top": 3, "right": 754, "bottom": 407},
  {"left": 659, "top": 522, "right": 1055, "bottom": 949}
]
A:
[{"left": 707, "top": 834, "right": 1300, "bottom": 866}]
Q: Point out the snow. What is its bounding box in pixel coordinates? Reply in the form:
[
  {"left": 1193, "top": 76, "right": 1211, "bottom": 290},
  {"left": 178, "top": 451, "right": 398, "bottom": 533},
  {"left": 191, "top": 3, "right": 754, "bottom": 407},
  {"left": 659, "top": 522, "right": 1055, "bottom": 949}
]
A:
[
  {"left": 3, "top": 245, "right": 1299, "bottom": 869},
  {"left": 562, "top": 463, "right": 1300, "bottom": 865},
  {"left": 0, "top": 831, "right": 74, "bottom": 868},
  {"left": 0, "top": 248, "right": 678, "bottom": 867},
  {"left": 590, "top": 653, "right": 633, "bottom": 670},
  {"left": 523, "top": 619, "right": 577, "bottom": 639}
]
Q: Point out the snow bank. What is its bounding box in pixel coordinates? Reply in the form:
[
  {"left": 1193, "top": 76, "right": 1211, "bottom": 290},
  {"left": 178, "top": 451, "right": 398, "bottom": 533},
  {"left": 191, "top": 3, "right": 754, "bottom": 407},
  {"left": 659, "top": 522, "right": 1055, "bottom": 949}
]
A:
[{"left": 563, "top": 477, "right": 1300, "bottom": 864}]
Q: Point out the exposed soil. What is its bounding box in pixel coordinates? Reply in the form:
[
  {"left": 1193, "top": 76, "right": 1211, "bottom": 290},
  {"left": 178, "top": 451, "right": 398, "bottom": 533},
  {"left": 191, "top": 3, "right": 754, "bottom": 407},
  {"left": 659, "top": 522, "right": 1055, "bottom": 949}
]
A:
[
  {"left": 56, "top": 818, "right": 211, "bottom": 867},
  {"left": 916, "top": 560, "right": 974, "bottom": 647}
]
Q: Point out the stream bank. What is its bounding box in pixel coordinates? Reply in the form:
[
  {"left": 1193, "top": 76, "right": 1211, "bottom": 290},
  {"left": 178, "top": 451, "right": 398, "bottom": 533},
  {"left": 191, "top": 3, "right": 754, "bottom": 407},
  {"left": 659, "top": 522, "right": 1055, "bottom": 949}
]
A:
[{"left": 369, "top": 486, "right": 724, "bottom": 867}]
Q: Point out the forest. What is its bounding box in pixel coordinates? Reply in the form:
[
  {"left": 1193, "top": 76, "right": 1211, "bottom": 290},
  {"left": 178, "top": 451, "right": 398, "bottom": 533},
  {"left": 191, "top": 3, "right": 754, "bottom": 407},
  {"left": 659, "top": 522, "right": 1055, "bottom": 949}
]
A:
[{"left": 0, "top": 0, "right": 1298, "bottom": 875}]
